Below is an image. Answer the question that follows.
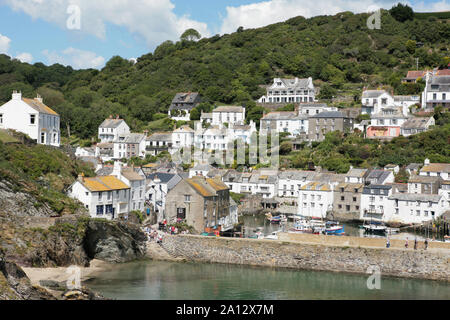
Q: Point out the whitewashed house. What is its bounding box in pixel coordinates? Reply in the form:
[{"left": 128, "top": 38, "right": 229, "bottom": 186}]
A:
[
  {"left": 222, "top": 169, "right": 279, "bottom": 199},
  {"left": 298, "top": 182, "right": 335, "bottom": 219},
  {"left": 387, "top": 193, "right": 447, "bottom": 224},
  {"left": 211, "top": 106, "right": 245, "bottom": 126},
  {"left": 200, "top": 112, "right": 213, "bottom": 124},
  {"left": 68, "top": 174, "right": 130, "bottom": 219},
  {"left": 419, "top": 159, "right": 450, "bottom": 180},
  {"left": 146, "top": 132, "right": 173, "bottom": 156},
  {"left": 401, "top": 117, "right": 435, "bottom": 137},
  {"left": 228, "top": 121, "right": 257, "bottom": 144},
  {"left": 360, "top": 185, "right": 393, "bottom": 222},
  {"left": 0, "top": 91, "right": 60, "bottom": 147},
  {"left": 113, "top": 133, "right": 147, "bottom": 159},
  {"left": 422, "top": 74, "right": 450, "bottom": 109},
  {"left": 277, "top": 170, "right": 316, "bottom": 198},
  {"left": 171, "top": 125, "right": 194, "bottom": 150},
  {"left": 146, "top": 172, "right": 183, "bottom": 222},
  {"left": 260, "top": 111, "right": 308, "bottom": 135},
  {"left": 258, "top": 77, "right": 315, "bottom": 104},
  {"left": 189, "top": 163, "right": 214, "bottom": 178},
  {"left": 115, "top": 164, "right": 146, "bottom": 212},
  {"left": 98, "top": 117, "right": 130, "bottom": 143},
  {"left": 361, "top": 90, "right": 417, "bottom": 115}
]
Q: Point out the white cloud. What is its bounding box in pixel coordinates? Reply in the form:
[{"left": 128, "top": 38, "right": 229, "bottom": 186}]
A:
[
  {"left": 15, "top": 52, "right": 33, "bottom": 63},
  {"left": 0, "top": 33, "right": 11, "bottom": 54},
  {"left": 219, "top": 0, "right": 450, "bottom": 34},
  {"left": 4, "top": 0, "right": 210, "bottom": 49},
  {"left": 42, "top": 47, "right": 105, "bottom": 69}
]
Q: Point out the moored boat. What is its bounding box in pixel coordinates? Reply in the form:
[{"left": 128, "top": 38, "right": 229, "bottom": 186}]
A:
[{"left": 324, "top": 221, "right": 345, "bottom": 236}]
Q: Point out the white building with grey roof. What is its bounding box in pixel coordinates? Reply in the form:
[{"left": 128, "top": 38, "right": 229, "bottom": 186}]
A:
[
  {"left": 258, "top": 77, "right": 316, "bottom": 104},
  {"left": 422, "top": 74, "right": 450, "bottom": 109},
  {"left": 98, "top": 117, "right": 130, "bottom": 143},
  {"left": 212, "top": 106, "right": 245, "bottom": 126},
  {"left": 0, "top": 91, "right": 61, "bottom": 147},
  {"left": 260, "top": 111, "right": 308, "bottom": 136},
  {"left": 113, "top": 133, "right": 147, "bottom": 160},
  {"left": 401, "top": 117, "right": 435, "bottom": 137}
]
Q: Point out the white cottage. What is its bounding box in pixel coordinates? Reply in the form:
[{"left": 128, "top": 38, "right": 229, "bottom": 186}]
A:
[
  {"left": 98, "top": 117, "right": 130, "bottom": 143},
  {"left": 0, "top": 91, "right": 60, "bottom": 146},
  {"left": 68, "top": 175, "right": 130, "bottom": 220}
]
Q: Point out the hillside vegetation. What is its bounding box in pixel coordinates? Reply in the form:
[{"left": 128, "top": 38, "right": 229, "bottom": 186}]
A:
[{"left": 0, "top": 6, "right": 448, "bottom": 140}]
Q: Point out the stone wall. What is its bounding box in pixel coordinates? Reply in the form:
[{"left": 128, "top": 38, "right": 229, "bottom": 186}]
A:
[{"left": 160, "top": 234, "right": 449, "bottom": 282}]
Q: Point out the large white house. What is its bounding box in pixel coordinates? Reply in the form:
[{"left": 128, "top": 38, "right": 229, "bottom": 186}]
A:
[
  {"left": 422, "top": 74, "right": 450, "bottom": 109},
  {"left": 258, "top": 77, "right": 316, "bottom": 104},
  {"left": 260, "top": 111, "right": 308, "bottom": 135},
  {"left": 68, "top": 174, "right": 130, "bottom": 220},
  {"left": 171, "top": 125, "right": 194, "bottom": 150},
  {"left": 98, "top": 117, "right": 130, "bottom": 143},
  {"left": 361, "top": 89, "right": 418, "bottom": 115},
  {"left": 0, "top": 91, "right": 61, "bottom": 147},
  {"left": 211, "top": 106, "right": 245, "bottom": 125}
]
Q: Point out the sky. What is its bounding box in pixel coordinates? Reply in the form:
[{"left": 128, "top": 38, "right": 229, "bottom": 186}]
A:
[{"left": 0, "top": 0, "right": 449, "bottom": 69}]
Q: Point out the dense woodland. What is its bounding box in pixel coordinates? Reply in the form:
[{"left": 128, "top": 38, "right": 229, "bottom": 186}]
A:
[{"left": 0, "top": 4, "right": 449, "bottom": 173}]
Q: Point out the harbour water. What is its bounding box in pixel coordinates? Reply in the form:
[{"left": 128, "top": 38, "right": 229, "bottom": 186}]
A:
[
  {"left": 242, "top": 215, "right": 445, "bottom": 241},
  {"left": 85, "top": 260, "right": 450, "bottom": 300}
]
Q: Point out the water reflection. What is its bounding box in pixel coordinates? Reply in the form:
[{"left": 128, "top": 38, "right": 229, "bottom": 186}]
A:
[{"left": 86, "top": 260, "right": 450, "bottom": 300}]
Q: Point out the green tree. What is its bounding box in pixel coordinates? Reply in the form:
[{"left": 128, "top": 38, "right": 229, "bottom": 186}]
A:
[
  {"left": 180, "top": 29, "right": 201, "bottom": 42},
  {"left": 405, "top": 40, "right": 416, "bottom": 54},
  {"left": 389, "top": 3, "right": 414, "bottom": 22}
]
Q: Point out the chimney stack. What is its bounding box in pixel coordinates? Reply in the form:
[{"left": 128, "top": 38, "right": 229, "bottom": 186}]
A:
[
  {"left": 35, "top": 94, "right": 43, "bottom": 103},
  {"left": 78, "top": 172, "right": 85, "bottom": 182},
  {"left": 12, "top": 90, "right": 22, "bottom": 100}
]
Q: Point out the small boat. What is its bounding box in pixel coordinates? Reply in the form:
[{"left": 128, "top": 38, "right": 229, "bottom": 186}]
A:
[
  {"left": 265, "top": 231, "right": 280, "bottom": 240},
  {"left": 325, "top": 221, "right": 345, "bottom": 236},
  {"left": 269, "top": 214, "right": 287, "bottom": 224},
  {"left": 363, "top": 221, "right": 387, "bottom": 234}
]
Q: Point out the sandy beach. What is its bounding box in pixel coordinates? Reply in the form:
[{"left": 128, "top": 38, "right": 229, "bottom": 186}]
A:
[{"left": 22, "top": 259, "right": 113, "bottom": 287}]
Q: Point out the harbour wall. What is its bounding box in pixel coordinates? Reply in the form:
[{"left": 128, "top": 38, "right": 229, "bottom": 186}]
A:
[{"left": 158, "top": 234, "right": 450, "bottom": 282}]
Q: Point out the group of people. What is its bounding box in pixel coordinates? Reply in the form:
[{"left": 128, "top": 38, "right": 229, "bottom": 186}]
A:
[
  {"left": 144, "top": 226, "right": 163, "bottom": 244},
  {"left": 386, "top": 237, "right": 429, "bottom": 250}
]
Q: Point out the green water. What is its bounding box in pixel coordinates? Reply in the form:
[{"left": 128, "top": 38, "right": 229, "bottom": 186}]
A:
[{"left": 85, "top": 260, "right": 450, "bottom": 300}]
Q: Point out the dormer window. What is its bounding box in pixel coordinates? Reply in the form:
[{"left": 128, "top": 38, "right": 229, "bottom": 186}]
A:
[{"left": 30, "top": 114, "right": 36, "bottom": 124}]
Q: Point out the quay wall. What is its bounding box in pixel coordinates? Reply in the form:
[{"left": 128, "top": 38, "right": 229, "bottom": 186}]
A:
[{"left": 159, "top": 234, "right": 450, "bottom": 282}]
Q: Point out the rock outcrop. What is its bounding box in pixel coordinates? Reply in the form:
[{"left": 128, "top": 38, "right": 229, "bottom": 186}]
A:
[
  {"left": 83, "top": 219, "right": 147, "bottom": 263},
  {"left": 0, "top": 250, "right": 55, "bottom": 300}
]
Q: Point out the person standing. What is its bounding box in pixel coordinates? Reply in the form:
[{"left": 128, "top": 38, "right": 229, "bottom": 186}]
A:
[
  {"left": 414, "top": 238, "right": 418, "bottom": 250},
  {"left": 386, "top": 237, "right": 390, "bottom": 248},
  {"left": 405, "top": 238, "right": 409, "bottom": 249},
  {"left": 424, "top": 238, "right": 428, "bottom": 250}
]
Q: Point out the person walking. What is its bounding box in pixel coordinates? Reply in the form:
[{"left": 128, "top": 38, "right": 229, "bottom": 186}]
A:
[
  {"left": 405, "top": 238, "right": 409, "bottom": 249},
  {"left": 424, "top": 238, "right": 428, "bottom": 250},
  {"left": 414, "top": 238, "right": 418, "bottom": 250},
  {"left": 386, "top": 237, "right": 390, "bottom": 248}
]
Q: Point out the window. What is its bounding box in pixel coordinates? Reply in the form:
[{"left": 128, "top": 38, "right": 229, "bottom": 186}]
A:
[
  {"left": 40, "top": 132, "right": 45, "bottom": 144},
  {"left": 416, "top": 210, "right": 420, "bottom": 216},
  {"left": 107, "top": 192, "right": 111, "bottom": 200},
  {"left": 346, "top": 205, "right": 350, "bottom": 212},
  {"left": 98, "top": 192, "right": 102, "bottom": 201},
  {"left": 105, "top": 205, "right": 113, "bottom": 214},
  {"left": 353, "top": 197, "right": 357, "bottom": 202},
  {"left": 0, "top": 114, "right": 2, "bottom": 124},
  {"left": 96, "top": 205, "right": 104, "bottom": 215},
  {"left": 424, "top": 211, "right": 428, "bottom": 217},
  {"left": 30, "top": 115, "right": 36, "bottom": 124},
  {"left": 177, "top": 208, "right": 186, "bottom": 220},
  {"left": 341, "top": 196, "right": 345, "bottom": 201},
  {"left": 184, "top": 195, "right": 191, "bottom": 202}
]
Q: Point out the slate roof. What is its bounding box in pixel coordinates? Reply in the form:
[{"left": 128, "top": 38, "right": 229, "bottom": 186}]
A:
[
  {"left": 118, "top": 133, "right": 146, "bottom": 144},
  {"left": 346, "top": 168, "right": 368, "bottom": 178},
  {"left": 402, "top": 117, "right": 433, "bottom": 129},
  {"left": 310, "top": 111, "right": 346, "bottom": 119},
  {"left": 212, "top": 106, "right": 244, "bottom": 113},
  {"left": 147, "top": 132, "right": 172, "bottom": 142},
  {"left": 271, "top": 78, "right": 311, "bottom": 89},
  {"left": 427, "top": 75, "right": 450, "bottom": 92},
  {"left": 261, "top": 112, "right": 307, "bottom": 121},
  {"left": 362, "top": 90, "right": 387, "bottom": 99},
  {"left": 389, "top": 193, "right": 442, "bottom": 202},
  {"left": 408, "top": 174, "right": 441, "bottom": 184},
  {"left": 99, "top": 119, "right": 125, "bottom": 129},
  {"left": 366, "top": 170, "right": 392, "bottom": 185},
  {"left": 147, "top": 172, "right": 177, "bottom": 184},
  {"left": 169, "top": 92, "right": 201, "bottom": 110},
  {"left": 121, "top": 168, "right": 145, "bottom": 181},
  {"left": 420, "top": 163, "right": 450, "bottom": 173}
]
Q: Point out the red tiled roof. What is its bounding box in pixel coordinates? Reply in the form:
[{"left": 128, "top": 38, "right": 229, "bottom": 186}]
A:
[
  {"left": 436, "top": 69, "right": 450, "bottom": 76},
  {"left": 405, "top": 71, "right": 426, "bottom": 79}
]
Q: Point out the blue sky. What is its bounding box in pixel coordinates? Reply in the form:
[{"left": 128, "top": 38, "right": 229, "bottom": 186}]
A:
[{"left": 0, "top": 0, "right": 448, "bottom": 69}]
